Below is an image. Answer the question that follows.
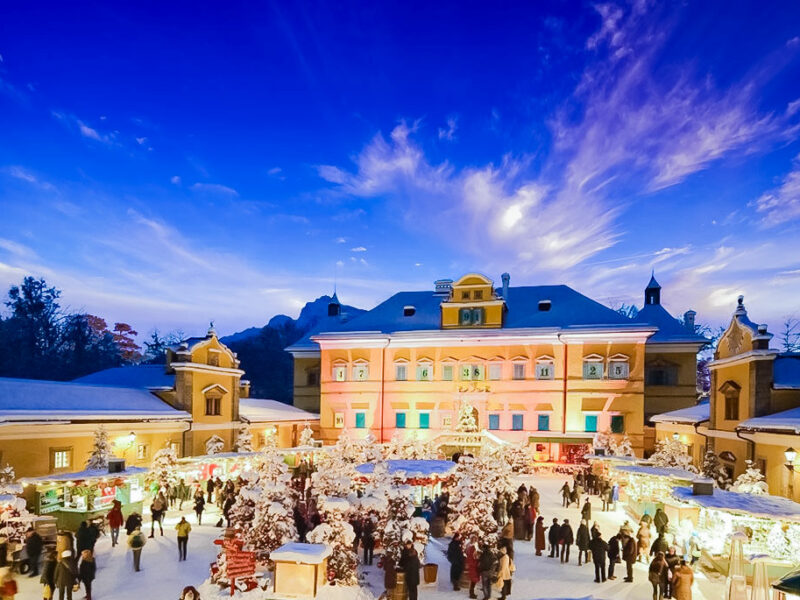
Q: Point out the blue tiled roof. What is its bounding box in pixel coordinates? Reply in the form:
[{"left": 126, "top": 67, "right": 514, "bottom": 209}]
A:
[
  {"left": 73, "top": 365, "right": 175, "bottom": 389},
  {"left": 774, "top": 354, "right": 800, "bottom": 390},
  {"left": 632, "top": 304, "right": 708, "bottom": 344}
]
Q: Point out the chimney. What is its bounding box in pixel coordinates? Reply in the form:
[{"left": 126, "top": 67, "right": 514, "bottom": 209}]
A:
[
  {"left": 501, "top": 272, "right": 510, "bottom": 300},
  {"left": 683, "top": 310, "right": 696, "bottom": 332}
]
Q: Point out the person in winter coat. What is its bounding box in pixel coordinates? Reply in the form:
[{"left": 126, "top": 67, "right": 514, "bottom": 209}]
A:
[
  {"left": 128, "top": 527, "right": 147, "bottom": 572},
  {"left": 107, "top": 500, "right": 124, "bottom": 547},
  {"left": 511, "top": 500, "right": 526, "bottom": 540},
  {"left": 350, "top": 517, "right": 363, "bottom": 553},
  {"left": 650, "top": 532, "right": 669, "bottom": 557},
  {"left": 124, "top": 512, "right": 142, "bottom": 536},
  {"left": 576, "top": 520, "right": 591, "bottom": 566},
  {"left": 150, "top": 493, "right": 167, "bottom": 537},
  {"left": 180, "top": 587, "right": 201, "bottom": 600},
  {"left": 206, "top": 478, "right": 215, "bottom": 504},
  {"left": 621, "top": 532, "right": 637, "bottom": 583},
  {"left": 649, "top": 551, "right": 669, "bottom": 600},
  {"left": 75, "top": 522, "right": 94, "bottom": 556},
  {"left": 24, "top": 528, "right": 43, "bottom": 577},
  {"left": 688, "top": 534, "right": 702, "bottom": 567},
  {"left": 607, "top": 533, "right": 621, "bottom": 580},
  {"left": 399, "top": 542, "right": 421, "bottom": 600},
  {"left": 0, "top": 567, "right": 17, "bottom": 600},
  {"left": 495, "top": 545, "right": 513, "bottom": 600},
  {"left": 54, "top": 550, "right": 77, "bottom": 600},
  {"left": 602, "top": 484, "right": 613, "bottom": 511},
  {"left": 447, "top": 532, "right": 465, "bottom": 591},
  {"left": 524, "top": 503, "right": 535, "bottom": 541},
  {"left": 78, "top": 550, "right": 95, "bottom": 600},
  {"left": 176, "top": 479, "right": 190, "bottom": 511},
  {"left": 588, "top": 531, "right": 608, "bottom": 583},
  {"left": 465, "top": 535, "right": 480, "bottom": 599},
  {"left": 362, "top": 517, "right": 376, "bottom": 566},
  {"left": 193, "top": 492, "right": 205, "bottom": 525},
  {"left": 559, "top": 519, "right": 574, "bottom": 564},
  {"left": 534, "top": 516, "right": 546, "bottom": 556},
  {"left": 581, "top": 499, "right": 592, "bottom": 523},
  {"left": 665, "top": 546, "right": 681, "bottom": 597},
  {"left": 40, "top": 549, "right": 57, "bottom": 599},
  {"left": 637, "top": 521, "right": 652, "bottom": 563},
  {"left": 500, "top": 521, "right": 514, "bottom": 558},
  {"left": 175, "top": 517, "right": 192, "bottom": 561},
  {"left": 547, "top": 518, "right": 560, "bottom": 558},
  {"left": 478, "top": 544, "right": 495, "bottom": 600},
  {"left": 383, "top": 553, "right": 397, "bottom": 597},
  {"left": 560, "top": 482, "right": 571, "bottom": 507},
  {"left": 671, "top": 560, "right": 694, "bottom": 600},
  {"left": 529, "top": 487, "right": 540, "bottom": 512},
  {"left": 222, "top": 493, "right": 236, "bottom": 528},
  {"left": 653, "top": 508, "right": 669, "bottom": 535}
]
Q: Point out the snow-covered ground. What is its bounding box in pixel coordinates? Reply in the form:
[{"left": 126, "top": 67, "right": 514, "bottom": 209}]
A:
[{"left": 15, "top": 474, "right": 726, "bottom": 600}]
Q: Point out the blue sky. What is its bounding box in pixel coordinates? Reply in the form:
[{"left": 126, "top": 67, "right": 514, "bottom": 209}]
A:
[{"left": 1, "top": 1, "right": 799, "bottom": 337}]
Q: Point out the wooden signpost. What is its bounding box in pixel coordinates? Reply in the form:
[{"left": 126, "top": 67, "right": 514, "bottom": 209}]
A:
[{"left": 219, "top": 538, "right": 256, "bottom": 596}]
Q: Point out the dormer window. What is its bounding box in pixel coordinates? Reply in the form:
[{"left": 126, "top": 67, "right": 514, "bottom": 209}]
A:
[
  {"left": 352, "top": 359, "right": 369, "bottom": 382},
  {"left": 583, "top": 355, "right": 604, "bottom": 380},
  {"left": 461, "top": 291, "right": 470, "bottom": 300},
  {"left": 332, "top": 361, "right": 347, "bottom": 382},
  {"left": 538, "top": 300, "right": 551, "bottom": 312},
  {"left": 474, "top": 290, "right": 483, "bottom": 300},
  {"left": 608, "top": 354, "right": 630, "bottom": 380},
  {"left": 403, "top": 306, "right": 416, "bottom": 317},
  {"left": 202, "top": 384, "right": 227, "bottom": 416}
]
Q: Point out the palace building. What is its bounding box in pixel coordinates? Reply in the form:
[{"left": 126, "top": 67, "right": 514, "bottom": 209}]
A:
[
  {"left": 653, "top": 296, "right": 800, "bottom": 500},
  {"left": 288, "top": 273, "right": 706, "bottom": 458},
  {"left": 0, "top": 326, "right": 318, "bottom": 478}
]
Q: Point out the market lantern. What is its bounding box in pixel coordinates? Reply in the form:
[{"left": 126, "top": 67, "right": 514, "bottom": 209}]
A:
[{"left": 750, "top": 554, "right": 771, "bottom": 600}]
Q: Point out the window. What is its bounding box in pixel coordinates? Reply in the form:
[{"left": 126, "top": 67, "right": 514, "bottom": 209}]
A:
[
  {"left": 646, "top": 365, "right": 678, "bottom": 386},
  {"left": 419, "top": 413, "right": 430, "bottom": 429},
  {"left": 459, "top": 308, "right": 472, "bottom": 325},
  {"left": 395, "top": 364, "right": 408, "bottom": 381},
  {"left": 353, "top": 364, "right": 369, "bottom": 381},
  {"left": 583, "top": 360, "right": 603, "bottom": 380},
  {"left": 442, "top": 365, "right": 454, "bottom": 381},
  {"left": 471, "top": 364, "right": 485, "bottom": 380},
  {"left": 609, "top": 361, "right": 629, "bottom": 380},
  {"left": 461, "top": 291, "right": 470, "bottom": 300},
  {"left": 416, "top": 364, "right": 433, "bottom": 381},
  {"left": 537, "top": 414, "right": 550, "bottom": 431},
  {"left": 333, "top": 366, "right": 347, "bottom": 382},
  {"left": 51, "top": 448, "right": 72, "bottom": 470},
  {"left": 208, "top": 351, "right": 220, "bottom": 367},
  {"left": 538, "top": 300, "right": 551, "bottom": 311},
  {"left": 334, "top": 412, "right": 344, "bottom": 428},
  {"left": 355, "top": 412, "right": 366, "bottom": 429},
  {"left": 205, "top": 396, "right": 221, "bottom": 416},
  {"left": 472, "top": 308, "right": 484, "bottom": 325},
  {"left": 136, "top": 444, "right": 148, "bottom": 460},
  {"left": 474, "top": 290, "right": 483, "bottom": 300},
  {"left": 488, "top": 414, "right": 500, "bottom": 430},
  {"left": 403, "top": 306, "right": 416, "bottom": 317},
  {"left": 513, "top": 363, "right": 526, "bottom": 380},
  {"left": 395, "top": 412, "right": 406, "bottom": 429},
  {"left": 512, "top": 414, "right": 524, "bottom": 431},
  {"left": 535, "top": 362, "right": 554, "bottom": 380},
  {"left": 584, "top": 414, "right": 598, "bottom": 432},
  {"left": 610, "top": 415, "right": 625, "bottom": 434},
  {"left": 306, "top": 370, "right": 320, "bottom": 386},
  {"left": 489, "top": 364, "right": 502, "bottom": 380},
  {"left": 721, "top": 381, "right": 741, "bottom": 421},
  {"left": 460, "top": 365, "right": 472, "bottom": 380}
]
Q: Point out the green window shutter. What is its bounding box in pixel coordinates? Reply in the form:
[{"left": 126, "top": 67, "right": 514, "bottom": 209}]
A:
[
  {"left": 395, "top": 412, "right": 406, "bottom": 429},
  {"left": 355, "top": 412, "right": 366, "bottom": 429},
  {"left": 512, "top": 414, "right": 524, "bottom": 431},
  {"left": 419, "top": 413, "right": 430, "bottom": 429},
  {"left": 537, "top": 414, "right": 550, "bottom": 431},
  {"left": 610, "top": 415, "right": 624, "bottom": 434},
  {"left": 488, "top": 414, "right": 500, "bottom": 430},
  {"left": 584, "top": 415, "right": 598, "bottom": 432}
]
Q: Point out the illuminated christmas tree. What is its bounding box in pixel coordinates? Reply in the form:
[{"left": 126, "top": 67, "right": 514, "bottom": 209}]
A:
[
  {"left": 235, "top": 423, "right": 253, "bottom": 452},
  {"left": 149, "top": 445, "right": 179, "bottom": 491},
  {"left": 86, "top": 426, "right": 113, "bottom": 470},
  {"left": 731, "top": 460, "right": 768, "bottom": 495}
]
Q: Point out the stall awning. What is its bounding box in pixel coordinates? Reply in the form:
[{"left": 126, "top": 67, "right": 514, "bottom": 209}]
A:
[{"left": 529, "top": 436, "right": 594, "bottom": 444}]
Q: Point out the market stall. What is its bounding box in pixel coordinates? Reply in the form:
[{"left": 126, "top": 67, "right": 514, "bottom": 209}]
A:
[
  {"left": 271, "top": 542, "right": 331, "bottom": 599},
  {"left": 22, "top": 466, "right": 147, "bottom": 530},
  {"left": 611, "top": 464, "right": 698, "bottom": 523},
  {"left": 355, "top": 459, "right": 456, "bottom": 505}
]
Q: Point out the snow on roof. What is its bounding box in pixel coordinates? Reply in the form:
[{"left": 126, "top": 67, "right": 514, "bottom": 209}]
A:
[
  {"left": 0, "top": 377, "right": 190, "bottom": 422},
  {"left": 356, "top": 459, "right": 457, "bottom": 477},
  {"left": 774, "top": 354, "right": 800, "bottom": 390},
  {"left": 615, "top": 465, "right": 698, "bottom": 480},
  {"left": 650, "top": 402, "right": 710, "bottom": 424},
  {"left": 632, "top": 303, "right": 709, "bottom": 345},
  {"left": 672, "top": 486, "right": 800, "bottom": 521},
  {"left": 73, "top": 365, "right": 175, "bottom": 389},
  {"left": 738, "top": 406, "right": 800, "bottom": 433},
  {"left": 22, "top": 466, "right": 148, "bottom": 483},
  {"left": 239, "top": 398, "right": 319, "bottom": 423},
  {"left": 584, "top": 454, "right": 640, "bottom": 463},
  {"left": 271, "top": 542, "right": 332, "bottom": 564}
]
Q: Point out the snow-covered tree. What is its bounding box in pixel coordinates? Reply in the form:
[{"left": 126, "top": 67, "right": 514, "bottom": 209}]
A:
[
  {"left": 594, "top": 430, "right": 634, "bottom": 457},
  {"left": 149, "top": 445, "right": 179, "bottom": 491},
  {"left": 86, "top": 426, "right": 113, "bottom": 470},
  {"left": 299, "top": 423, "right": 316, "bottom": 447},
  {"left": 731, "top": 460, "right": 768, "bottom": 495},
  {"left": 0, "top": 465, "right": 32, "bottom": 543},
  {"left": 649, "top": 437, "right": 698, "bottom": 472},
  {"left": 383, "top": 430, "right": 438, "bottom": 460},
  {"left": 311, "top": 430, "right": 373, "bottom": 497},
  {"left": 206, "top": 434, "right": 225, "bottom": 455},
  {"left": 307, "top": 497, "right": 357, "bottom": 585},
  {"left": 0, "top": 465, "right": 22, "bottom": 496},
  {"left": 767, "top": 522, "right": 790, "bottom": 558},
  {"left": 502, "top": 441, "right": 532, "bottom": 473},
  {"left": 456, "top": 400, "right": 478, "bottom": 432},
  {"left": 593, "top": 430, "right": 613, "bottom": 454},
  {"left": 235, "top": 423, "right": 253, "bottom": 452},
  {"left": 450, "top": 454, "right": 513, "bottom": 547},
  {"left": 701, "top": 451, "right": 731, "bottom": 489},
  {"left": 611, "top": 434, "right": 634, "bottom": 457}
]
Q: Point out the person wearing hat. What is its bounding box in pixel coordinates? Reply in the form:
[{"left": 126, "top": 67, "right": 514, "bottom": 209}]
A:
[
  {"left": 54, "top": 550, "right": 77, "bottom": 600},
  {"left": 40, "top": 548, "right": 57, "bottom": 600},
  {"left": 127, "top": 527, "right": 147, "bottom": 572}
]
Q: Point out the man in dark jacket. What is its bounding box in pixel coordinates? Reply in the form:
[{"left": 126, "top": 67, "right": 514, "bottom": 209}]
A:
[
  {"left": 559, "top": 519, "right": 574, "bottom": 564},
  {"left": 24, "top": 527, "right": 43, "bottom": 576},
  {"left": 607, "top": 533, "right": 621, "bottom": 580},
  {"left": 125, "top": 512, "right": 142, "bottom": 536},
  {"left": 621, "top": 532, "right": 637, "bottom": 582},
  {"left": 576, "top": 521, "right": 590, "bottom": 566},
  {"left": 477, "top": 544, "right": 495, "bottom": 600},
  {"left": 54, "top": 550, "right": 78, "bottom": 600},
  {"left": 588, "top": 531, "right": 608, "bottom": 583},
  {"left": 653, "top": 508, "right": 669, "bottom": 534},
  {"left": 650, "top": 532, "right": 669, "bottom": 556},
  {"left": 447, "top": 532, "right": 465, "bottom": 590},
  {"left": 548, "top": 518, "right": 560, "bottom": 558},
  {"left": 400, "top": 541, "right": 421, "bottom": 600},
  {"left": 581, "top": 499, "right": 592, "bottom": 522},
  {"left": 76, "top": 522, "right": 94, "bottom": 555},
  {"left": 362, "top": 517, "right": 376, "bottom": 565},
  {"left": 206, "top": 478, "right": 215, "bottom": 503}
]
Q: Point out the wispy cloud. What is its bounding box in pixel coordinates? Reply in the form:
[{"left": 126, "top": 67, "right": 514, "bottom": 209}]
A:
[
  {"left": 2, "top": 166, "right": 56, "bottom": 191},
  {"left": 438, "top": 117, "right": 458, "bottom": 141},
  {"left": 350, "top": 246, "right": 367, "bottom": 252},
  {"left": 190, "top": 182, "right": 239, "bottom": 197},
  {"left": 752, "top": 154, "right": 800, "bottom": 226},
  {"left": 170, "top": 175, "right": 181, "bottom": 185},
  {"left": 51, "top": 111, "right": 115, "bottom": 145}
]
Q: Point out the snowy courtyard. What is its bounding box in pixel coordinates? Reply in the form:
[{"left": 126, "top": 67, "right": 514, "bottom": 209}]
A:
[{"left": 15, "top": 474, "right": 725, "bottom": 600}]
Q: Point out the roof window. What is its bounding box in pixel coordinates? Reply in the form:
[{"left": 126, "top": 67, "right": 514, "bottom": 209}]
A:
[
  {"left": 403, "top": 306, "right": 416, "bottom": 317},
  {"left": 538, "top": 300, "right": 551, "bottom": 312}
]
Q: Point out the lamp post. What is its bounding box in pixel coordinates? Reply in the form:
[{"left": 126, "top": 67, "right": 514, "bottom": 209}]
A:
[{"left": 785, "top": 447, "right": 797, "bottom": 500}]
